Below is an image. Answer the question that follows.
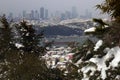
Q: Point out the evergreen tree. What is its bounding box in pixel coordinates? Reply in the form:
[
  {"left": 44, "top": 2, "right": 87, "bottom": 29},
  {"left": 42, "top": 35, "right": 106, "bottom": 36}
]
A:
[
  {"left": 96, "top": 0, "right": 120, "bottom": 46},
  {"left": 0, "top": 16, "right": 64, "bottom": 80},
  {"left": 72, "top": 39, "right": 94, "bottom": 63},
  {"left": 65, "top": 0, "right": 120, "bottom": 80},
  {"left": 15, "top": 20, "right": 45, "bottom": 56},
  {"left": 96, "top": 0, "right": 120, "bottom": 22},
  {"left": 0, "top": 14, "right": 13, "bottom": 61}
]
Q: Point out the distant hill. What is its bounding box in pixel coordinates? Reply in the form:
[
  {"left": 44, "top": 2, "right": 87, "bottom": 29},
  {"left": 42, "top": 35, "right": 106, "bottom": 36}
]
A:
[{"left": 34, "top": 25, "right": 83, "bottom": 37}]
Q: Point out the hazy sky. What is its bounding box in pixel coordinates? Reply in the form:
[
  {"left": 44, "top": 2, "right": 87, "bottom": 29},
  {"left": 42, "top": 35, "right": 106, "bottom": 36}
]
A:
[{"left": 0, "top": 0, "right": 104, "bottom": 17}]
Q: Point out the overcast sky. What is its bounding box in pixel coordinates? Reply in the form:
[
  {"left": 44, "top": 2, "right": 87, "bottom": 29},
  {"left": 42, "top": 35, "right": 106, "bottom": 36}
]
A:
[{"left": 0, "top": 0, "right": 104, "bottom": 17}]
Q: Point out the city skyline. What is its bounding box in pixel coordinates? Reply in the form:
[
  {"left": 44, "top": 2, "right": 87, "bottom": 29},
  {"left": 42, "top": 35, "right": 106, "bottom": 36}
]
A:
[
  {"left": 6, "top": 6, "right": 93, "bottom": 21},
  {"left": 0, "top": 0, "right": 104, "bottom": 18}
]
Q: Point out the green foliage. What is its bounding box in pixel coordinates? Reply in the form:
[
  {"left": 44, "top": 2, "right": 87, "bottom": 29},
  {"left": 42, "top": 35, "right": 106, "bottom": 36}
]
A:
[
  {"left": 71, "top": 18, "right": 120, "bottom": 80},
  {"left": 70, "top": 0, "right": 120, "bottom": 79},
  {"left": 85, "top": 18, "right": 110, "bottom": 39},
  {"left": 3, "top": 53, "right": 50, "bottom": 80},
  {"left": 62, "top": 62, "right": 83, "bottom": 80},
  {"left": 104, "top": 22, "right": 120, "bottom": 46},
  {"left": 0, "top": 16, "right": 64, "bottom": 80},
  {"left": 15, "top": 20, "right": 46, "bottom": 56},
  {"left": 96, "top": 0, "right": 120, "bottom": 22},
  {"left": 0, "top": 15, "right": 14, "bottom": 61},
  {"left": 95, "top": 0, "right": 120, "bottom": 45},
  {"left": 0, "top": 14, "right": 9, "bottom": 28},
  {"left": 72, "top": 39, "right": 94, "bottom": 63},
  {"left": 93, "top": 18, "right": 107, "bottom": 27}
]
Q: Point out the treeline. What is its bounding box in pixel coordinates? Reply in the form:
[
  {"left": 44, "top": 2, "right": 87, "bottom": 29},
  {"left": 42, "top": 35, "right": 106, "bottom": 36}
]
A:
[{"left": 35, "top": 25, "right": 83, "bottom": 37}]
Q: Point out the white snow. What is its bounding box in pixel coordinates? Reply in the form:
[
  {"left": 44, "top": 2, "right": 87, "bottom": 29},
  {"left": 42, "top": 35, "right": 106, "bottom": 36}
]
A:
[
  {"left": 89, "top": 46, "right": 120, "bottom": 80},
  {"left": 87, "top": 50, "right": 91, "bottom": 54},
  {"left": 109, "top": 46, "right": 120, "bottom": 67},
  {"left": 15, "top": 43, "right": 24, "bottom": 49},
  {"left": 81, "top": 66, "right": 96, "bottom": 75},
  {"left": 81, "top": 64, "right": 96, "bottom": 80},
  {"left": 104, "top": 25, "right": 109, "bottom": 28},
  {"left": 101, "top": 69, "right": 107, "bottom": 80},
  {"left": 84, "top": 27, "right": 96, "bottom": 33},
  {"left": 116, "top": 75, "right": 120, "bottom": 79},
  {"left": 26, "top": 33, "right": 29, "bottom": 36},
  {"left": 103, "top": 48, "right": 110, "bottom": 53},
  {"left": 93, "top": 22, "right": 97, "bottom": 26},
  {"left": 90, "top": 57, "right": 107, "bottom": 80},
  {"left": 94, "top": 40, "right": 103, "bottom": 51},
  {"left": 76, "top": 59, "right": 82, "bottom": 65},
  {"left": 52, "top": 55, "right": 60, "bottom": 58},
  {"left": 81, "top": 77, "right": 89, "bottom": 80}
]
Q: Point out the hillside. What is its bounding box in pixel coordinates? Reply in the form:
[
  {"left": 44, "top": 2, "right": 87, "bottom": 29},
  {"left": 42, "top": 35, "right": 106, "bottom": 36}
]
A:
[{"left": 35, "top": 25, "right": 83, "bottom": 37}]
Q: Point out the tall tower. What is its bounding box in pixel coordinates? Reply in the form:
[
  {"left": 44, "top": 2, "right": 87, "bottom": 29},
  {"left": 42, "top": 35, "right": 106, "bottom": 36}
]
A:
[
  {"left": 8, "top": 12, "right": 13, "bottom": 20},
  {"left": 71, "top": 7, "right": 78, "bottom": 19},
  {"left": 34, "top": 10, "right": 39, "bottom": 20},
  {"left": 85, "top": 9, "right": 92, "bottom": 19},
  {"left": 22, "top": 10, "right": 26, "bottom": 19},
  {"left": 40, "top": 7, "right": 45, "bottom": 20},
  {"left": 31, "top": 10, "right": 35, "bottom": 20},
  {"left": 65, "top": 11, "right": 72, "bottom": 19},
  {"left": 45, "top": 9, "right": 48, "bottom": 19}
]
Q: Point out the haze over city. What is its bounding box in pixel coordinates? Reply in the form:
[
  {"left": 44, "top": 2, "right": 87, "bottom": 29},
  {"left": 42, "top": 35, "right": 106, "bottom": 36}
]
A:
[
  {"left": 0, "top": 0, "right": 104, "bottom": 17},
  {"left": 0, "top": 0, "right": 120, "bottom": 80}
]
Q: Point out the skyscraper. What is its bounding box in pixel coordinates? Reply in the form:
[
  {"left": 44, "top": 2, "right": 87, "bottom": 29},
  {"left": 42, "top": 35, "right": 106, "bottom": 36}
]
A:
[
  {"left": 8, "top": 12, "right": 13, "bottom": 20},
  {"left": 34, "top": 10, "right": 39, "bottom": 20},
  {"left": 71, "top": 7, "right": 78, "bottom": 19},
  {"left": 65, "top": 11, "right": 72, "bottom": 19},
  {"left": 40, "top": 7, "right": 44, "bottom": 20},
  {"left": 31, "top": 10, "right": 35, "bottom": 20},
  {"left": 45, "top": 9, "right": 48, "bottom": 19},
  {"left": 22, "top": 10, "right": 26, "bottom": 19},
  {"left": 85, "top": 9, "right": 92, "bottom": 19},
  {"left": 61, "top": 13, "right": 66, "bottom": 20}
]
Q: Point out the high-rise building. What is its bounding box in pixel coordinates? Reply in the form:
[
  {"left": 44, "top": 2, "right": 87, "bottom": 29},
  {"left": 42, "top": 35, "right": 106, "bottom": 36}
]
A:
[
  {"left": 40, "top": 7, "right": 45, "bottom": 20},
  {"left": 71, "top": 7, "right": 78, "bottom": 18},
  {"left": 34, "top": 10, "right": 39, "bottom": 20},
  {"left": 25, "top": 13, "right": 31, "bottom": 20},
  {"left": 22, "top": 10, "right": 26, "bottom": 19},
  {"left": 60, "top": 13, "right": 66, "bottom": 20},
  {"left": 65, "top": 11, "right": 72, "bottom": 19},
  {"left": 85, "top": 9, "right": 92, "bottom": 19},
  {"left": 8, "top": 12, "right": 13, "bottom": 20},
  {"left": 45, "top": 9, "right": 48, "bottom": 19},
  {"left": 31, "top": 10, "right": 35, "bottom": 20}
]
